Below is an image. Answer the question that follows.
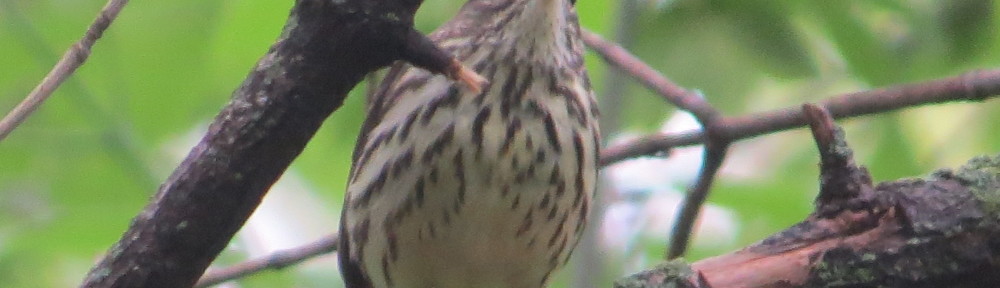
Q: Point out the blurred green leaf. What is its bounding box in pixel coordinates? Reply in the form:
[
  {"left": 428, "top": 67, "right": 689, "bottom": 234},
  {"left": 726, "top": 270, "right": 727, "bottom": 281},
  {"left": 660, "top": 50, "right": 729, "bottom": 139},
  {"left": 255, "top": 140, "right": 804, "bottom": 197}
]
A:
[
  {"left": 866, "top": 116, "right": 924, "bottom": 181},
  {"left": 711, "top": 0, "right": 816, "bottom": 78},
  {"left": 940, "top": 0, "right": 996, "bottom": 64},
  {"left": 812, "top": 1, "right": 901, "bottom": 85}
]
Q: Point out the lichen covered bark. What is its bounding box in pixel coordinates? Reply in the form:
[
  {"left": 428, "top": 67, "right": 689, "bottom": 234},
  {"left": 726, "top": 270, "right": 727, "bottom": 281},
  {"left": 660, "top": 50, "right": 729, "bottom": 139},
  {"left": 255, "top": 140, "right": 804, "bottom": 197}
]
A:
[{"left": 615, "top": 153, "right": 1000, "bottom": 288}]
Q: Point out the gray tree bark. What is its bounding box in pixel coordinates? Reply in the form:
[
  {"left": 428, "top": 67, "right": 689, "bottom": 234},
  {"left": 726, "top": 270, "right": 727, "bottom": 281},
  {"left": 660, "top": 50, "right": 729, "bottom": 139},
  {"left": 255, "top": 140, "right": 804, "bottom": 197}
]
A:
[
  {"left": 79, "top": 1, "right": 439, "bottom": 287},
  {"left": 615, "top": 109, "right": 1000, "bottom": 288}
]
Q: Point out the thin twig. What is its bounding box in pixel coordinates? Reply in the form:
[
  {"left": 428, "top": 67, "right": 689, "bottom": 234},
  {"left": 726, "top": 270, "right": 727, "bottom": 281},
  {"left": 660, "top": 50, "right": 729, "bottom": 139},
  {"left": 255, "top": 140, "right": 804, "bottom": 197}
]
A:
[
  {"left": 1, "top": 0, "right": 159, "bottom": 188},
  {"left": 598, "top": 69, "right": 1000, "bottom": 166},
  {"left": 0, "top": 0, "right": 128, "bottom": 141},
  {"left": 584, "top": 29, "right": 1000, "bottom": 257},
  {"left": 587, "top": 36, "right": 1000, "bottom": 258},
  {"left": 667, "top": 139, "right": 729, "bottom": 259},
  {"left": 583, "top": 29, "right": 730, "bottom": 258},
  {"left": 582, "top": 29, "right": 718, "bottom": 119},
  {"left": 195, "top": 235, "right": 339, "bottom": 288},
  {"left": 600, "top": 131, "right": 701, "bottom": 166}
]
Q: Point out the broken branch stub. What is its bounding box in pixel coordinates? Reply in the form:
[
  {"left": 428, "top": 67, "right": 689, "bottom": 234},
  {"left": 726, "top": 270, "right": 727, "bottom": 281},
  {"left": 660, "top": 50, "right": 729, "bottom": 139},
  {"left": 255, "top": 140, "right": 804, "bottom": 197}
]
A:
[{"left": 614, "top": 128, "right": 1000, "bottom": 287}]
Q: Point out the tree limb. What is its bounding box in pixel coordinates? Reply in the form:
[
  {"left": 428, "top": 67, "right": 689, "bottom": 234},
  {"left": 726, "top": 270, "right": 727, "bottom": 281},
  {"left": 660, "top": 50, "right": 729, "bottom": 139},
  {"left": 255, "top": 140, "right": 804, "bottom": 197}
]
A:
[
  {"left": 77, "top": 0, "right": 460, "bottom": 287},
  {"left": 0, "top": 0, "right": 127, "bottom": 141},
  {"left": 194, "top": 235, "right": 339, "bottom": 288},
  {"left": 614, "top": 106, "right": 1000, "bottom": 288}
]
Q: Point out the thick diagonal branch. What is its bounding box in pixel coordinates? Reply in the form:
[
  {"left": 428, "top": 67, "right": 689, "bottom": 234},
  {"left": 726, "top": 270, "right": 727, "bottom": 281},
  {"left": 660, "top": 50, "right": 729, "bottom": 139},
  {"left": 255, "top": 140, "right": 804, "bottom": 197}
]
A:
[{"left": 78, "top": 1, "right": 438, "bottom": 287}]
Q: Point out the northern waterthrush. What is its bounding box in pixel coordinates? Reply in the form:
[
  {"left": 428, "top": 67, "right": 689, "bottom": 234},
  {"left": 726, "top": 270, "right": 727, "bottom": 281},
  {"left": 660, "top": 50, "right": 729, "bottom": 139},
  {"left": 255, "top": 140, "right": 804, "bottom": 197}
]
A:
[{"left": 339, "top": 0, "right": 600, "bottom": 287}]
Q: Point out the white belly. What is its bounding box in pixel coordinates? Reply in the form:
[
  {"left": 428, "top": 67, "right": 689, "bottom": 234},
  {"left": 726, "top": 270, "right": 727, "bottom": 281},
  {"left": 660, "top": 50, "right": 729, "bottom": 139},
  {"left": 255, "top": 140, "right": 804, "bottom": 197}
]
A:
[{"left": 344, "top": 62, "right": 598, "bottom": 288}]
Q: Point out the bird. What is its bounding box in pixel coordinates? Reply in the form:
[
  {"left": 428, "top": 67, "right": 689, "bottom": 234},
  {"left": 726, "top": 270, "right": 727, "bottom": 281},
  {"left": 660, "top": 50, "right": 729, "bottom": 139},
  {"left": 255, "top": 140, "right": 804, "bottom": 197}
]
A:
[{"left": 338, "top": 0, "right": 600, "bottom": 287}]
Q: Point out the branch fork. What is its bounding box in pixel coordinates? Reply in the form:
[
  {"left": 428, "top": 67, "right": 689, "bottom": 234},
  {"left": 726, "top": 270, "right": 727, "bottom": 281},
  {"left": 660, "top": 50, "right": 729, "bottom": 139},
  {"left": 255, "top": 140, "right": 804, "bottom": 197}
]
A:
[{"left": 616, "top": 104, "right": 1000, "bottom": 288}]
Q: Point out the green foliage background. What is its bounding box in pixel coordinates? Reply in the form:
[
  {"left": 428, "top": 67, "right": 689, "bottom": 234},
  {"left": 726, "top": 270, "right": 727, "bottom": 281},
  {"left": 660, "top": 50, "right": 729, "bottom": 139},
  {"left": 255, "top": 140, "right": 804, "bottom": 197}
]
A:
[{"left": 0, "top": 0, "right": 998, "bottom": 287}]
